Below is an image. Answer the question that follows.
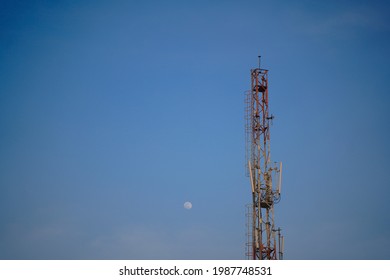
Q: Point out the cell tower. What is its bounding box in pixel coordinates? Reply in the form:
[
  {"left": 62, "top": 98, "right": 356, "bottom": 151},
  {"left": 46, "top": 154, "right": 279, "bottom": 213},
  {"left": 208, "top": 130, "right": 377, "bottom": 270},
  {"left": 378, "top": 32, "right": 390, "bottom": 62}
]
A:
[{"left": 245, "top": 56, "right": 284, "bottom": 260}]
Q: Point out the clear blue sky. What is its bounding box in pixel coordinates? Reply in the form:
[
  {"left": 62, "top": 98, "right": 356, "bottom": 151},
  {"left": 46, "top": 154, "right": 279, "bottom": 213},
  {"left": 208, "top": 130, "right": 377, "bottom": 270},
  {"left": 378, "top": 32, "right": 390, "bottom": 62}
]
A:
[{"left": 1, "top": 0, "right": 389, "bottom": 259}]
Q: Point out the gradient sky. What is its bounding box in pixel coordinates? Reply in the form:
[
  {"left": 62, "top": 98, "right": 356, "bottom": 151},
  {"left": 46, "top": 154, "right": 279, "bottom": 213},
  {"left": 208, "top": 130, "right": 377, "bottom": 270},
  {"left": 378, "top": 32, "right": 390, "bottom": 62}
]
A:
[{"left": 1, "top": 0, "right": 389, "bottom": 260}]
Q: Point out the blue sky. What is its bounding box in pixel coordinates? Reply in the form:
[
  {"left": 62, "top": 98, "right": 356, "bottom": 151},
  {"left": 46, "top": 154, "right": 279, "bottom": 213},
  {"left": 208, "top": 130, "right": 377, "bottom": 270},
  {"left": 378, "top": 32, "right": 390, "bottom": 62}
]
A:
[{"left": 0, "top": 0, "right": 389, "bottom": 259}]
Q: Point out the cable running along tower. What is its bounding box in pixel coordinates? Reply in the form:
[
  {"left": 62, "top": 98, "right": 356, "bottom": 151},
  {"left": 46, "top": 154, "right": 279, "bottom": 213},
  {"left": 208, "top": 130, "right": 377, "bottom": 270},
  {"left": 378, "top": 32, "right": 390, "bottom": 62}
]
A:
[{"left": 245, "top": 57, "right": 284, "bottom": 260}]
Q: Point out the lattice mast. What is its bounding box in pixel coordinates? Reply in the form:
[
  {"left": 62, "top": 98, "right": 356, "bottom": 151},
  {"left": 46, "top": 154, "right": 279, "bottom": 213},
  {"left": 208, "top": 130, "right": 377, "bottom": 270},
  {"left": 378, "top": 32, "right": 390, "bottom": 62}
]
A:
[{"left": 245, "top": 57, "right": 284, "bottom": 260}]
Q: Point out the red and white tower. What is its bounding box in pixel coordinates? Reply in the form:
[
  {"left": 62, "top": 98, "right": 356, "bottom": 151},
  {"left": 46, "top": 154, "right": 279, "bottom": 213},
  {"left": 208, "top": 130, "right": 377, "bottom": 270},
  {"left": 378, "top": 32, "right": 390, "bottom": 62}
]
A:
[{"left": 245, "top": 57, "right": 284, "bottom": 260}]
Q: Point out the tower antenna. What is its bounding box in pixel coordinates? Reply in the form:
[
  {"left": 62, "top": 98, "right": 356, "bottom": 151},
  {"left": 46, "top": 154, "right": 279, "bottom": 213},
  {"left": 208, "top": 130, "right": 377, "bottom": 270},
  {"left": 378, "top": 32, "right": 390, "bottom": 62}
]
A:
[{"left": 245, "top": 56, "right": 284, "bottom": 260}]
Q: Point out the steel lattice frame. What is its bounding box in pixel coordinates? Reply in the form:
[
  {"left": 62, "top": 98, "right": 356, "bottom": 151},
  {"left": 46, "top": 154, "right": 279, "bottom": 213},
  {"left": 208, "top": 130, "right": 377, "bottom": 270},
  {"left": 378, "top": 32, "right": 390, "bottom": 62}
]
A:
[{"left": 246, "top": 66, "right": 283, "bottom": 260}]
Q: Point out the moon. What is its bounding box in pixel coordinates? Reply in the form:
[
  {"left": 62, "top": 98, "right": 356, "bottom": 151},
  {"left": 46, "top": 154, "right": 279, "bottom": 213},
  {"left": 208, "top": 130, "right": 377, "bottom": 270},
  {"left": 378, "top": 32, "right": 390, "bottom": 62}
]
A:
[{"left": 184, "top": 201, "right": 192, "bottom": 210}]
